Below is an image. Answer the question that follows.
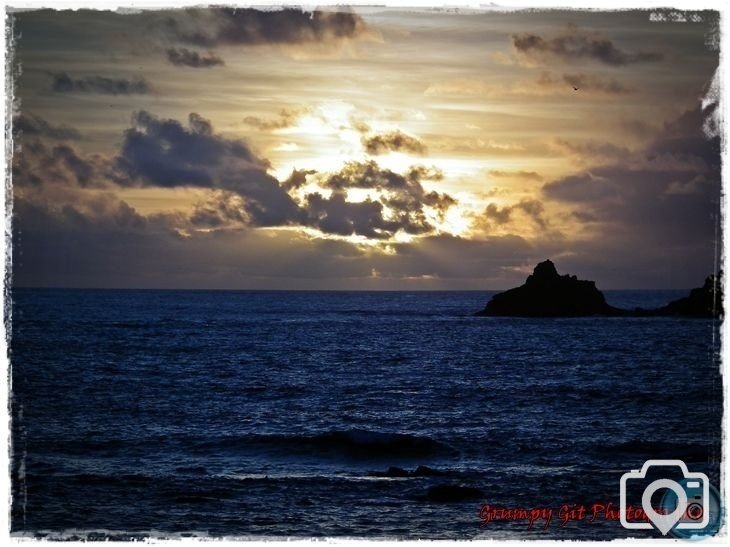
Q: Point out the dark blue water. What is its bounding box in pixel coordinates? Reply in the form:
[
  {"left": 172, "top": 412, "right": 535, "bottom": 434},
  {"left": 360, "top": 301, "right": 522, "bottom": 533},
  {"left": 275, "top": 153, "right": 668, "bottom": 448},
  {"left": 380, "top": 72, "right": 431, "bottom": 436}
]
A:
[{"left": 10, "top": 289, "right": 722, "bottom": 539}]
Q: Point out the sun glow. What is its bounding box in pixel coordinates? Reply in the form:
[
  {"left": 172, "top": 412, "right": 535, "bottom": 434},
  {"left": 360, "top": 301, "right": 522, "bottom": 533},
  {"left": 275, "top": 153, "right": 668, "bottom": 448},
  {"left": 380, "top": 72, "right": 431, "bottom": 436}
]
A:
[
  {"left": 438, "top": 206, "right": 473, "bottom": 236},
  {"left": 259, "top": 99, "right": 548, "bottom": 245},
  {"left": 273, "top": 142, "right": 300, "bottom": 152},
  {"left": 346, "top": 188, "right": 380, "bottom": 203}
]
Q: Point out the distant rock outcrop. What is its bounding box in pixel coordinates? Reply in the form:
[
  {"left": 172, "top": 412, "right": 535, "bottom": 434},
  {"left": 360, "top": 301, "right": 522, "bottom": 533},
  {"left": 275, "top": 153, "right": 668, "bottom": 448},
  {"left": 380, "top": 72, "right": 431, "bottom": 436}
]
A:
[
  {"left": 476, "top": 260, "right": 620, "bottom": 317},
  {"left": 476, "top": 260, "right": 722, "bottom": 319},
  {"left": 654, "top": 274, "right": 723, "bottom": 318}
]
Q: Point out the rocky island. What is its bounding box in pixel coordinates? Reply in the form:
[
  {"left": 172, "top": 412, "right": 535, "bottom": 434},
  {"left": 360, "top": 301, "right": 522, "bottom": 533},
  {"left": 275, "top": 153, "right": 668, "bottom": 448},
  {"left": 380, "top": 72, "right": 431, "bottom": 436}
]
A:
[
  {"left": 652, "top": 273, "right": 723, "bottom": 318},
  {"left": 476, "top": 260, "right": 722, "bottom": 319}
]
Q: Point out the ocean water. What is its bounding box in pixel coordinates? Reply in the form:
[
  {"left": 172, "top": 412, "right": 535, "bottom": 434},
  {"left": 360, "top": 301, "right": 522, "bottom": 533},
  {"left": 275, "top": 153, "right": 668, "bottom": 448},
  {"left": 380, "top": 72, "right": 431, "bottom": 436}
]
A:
[{"left": 9, "top": 289, "right": 723, "bottom": 539}]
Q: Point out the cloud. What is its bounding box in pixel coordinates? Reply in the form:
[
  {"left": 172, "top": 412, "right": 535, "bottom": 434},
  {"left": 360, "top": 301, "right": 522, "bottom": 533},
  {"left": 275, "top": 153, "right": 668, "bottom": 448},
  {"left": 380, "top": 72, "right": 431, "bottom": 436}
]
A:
[
  {"left": 114, "top": 113, "right": 453, "bottom": 237},
  {"left": 488, "top": 170, "right": 543, "bottom": 182},
  {"left": 618, "top": 118, "right": 658, "bottom": 140},
  {"left": 550, "top": 105, "right": 721, "bottom": 173},
  {"left": 11, "top": 103, "right": 718, "bottom": 291},
  {"left": 14, "top": 102, "right": 717, "bottom": 291},
  {"left": 303, "top": 193, "right": 394, "bottom": 239},
  {"left": 550, "top": 138, "right": 632, "bottom": 162},
  {"left": 12, "top": 181, "right": 717, "bottom": 291},
  {"left": 430, "top": 136, "right": 536, "bottom": 158},
  {"left": 476, "top": 199, "right": 548, "bottom": 235},
  {"left": 300, "top": 161, "right": 454, "bottom": 239},
  {"left": 534, "top": 71, "right": 633, "bottom": 95},
  {"left": 10, "top": 152, "right": 501, "bottom": 289},
  {"left": 117, "top": 110, "right": 299, "bottom": 226},
  {"left": 645, "top": 105, "right": 721, "bottom": 171},
  {"left": 118, "top": 110, "right": 266, "bottom": 187},
  {"left": 12, "top": 139, "right": 125, "bottom": 189},
  {"left": 243, "top": 106, "right": 309, "bottom": 131},
  {"left": 543, "top": 172, "right": 614, "bottom": 202},
  {"left": 512, "top": 25, "right": 664, "bottom": 66},
  {"left": 52, "top": 72, "right": 150, "bottom": 95},
  {"left": 13, "top": 110, "right": 455, "bottom": 240},
  {"left": 542, "top": 104, "right": 720, "bottom": 250},
  {"left": 166, "top": 47, "right": 224, "bottom": 68},
  {"left": 188, "top": 191, "right": 249, "bottom": 228},
  {"left": 362, "top": 131, "right": 427, "bottom": 156},
  {"left": 424, "top": 79, "right": 492, "bottom": 97},
  {"left": 184, "top": 160, "right": 455, "bottom": 240},
  {"left": 166, "top": 8, "right": 369, "bottom": 48},
  {"left": 562, "top": 72, "right": 632, "bottom": 94},
  {"left": 11, "top": 193, "right": 543, "bottom": 290},
  {"left": 282, "top": 168, "right": 316, "bottom": 191},
  {"left": 426, "top": 71, "right": 633, "bottom": 99},
  {"left": 13, "top": 113, "right": 83, "bottom": 140},
  {"left": 544, "top": 165, "right": 718, "bottom": 247}
]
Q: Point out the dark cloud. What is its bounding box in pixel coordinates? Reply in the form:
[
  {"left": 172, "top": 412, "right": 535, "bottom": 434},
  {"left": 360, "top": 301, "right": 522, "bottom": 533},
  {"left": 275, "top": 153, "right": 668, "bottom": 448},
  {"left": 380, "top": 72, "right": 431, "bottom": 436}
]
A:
[
  {"left": 480, "top": 199, "right": 547, "bottom": 231},
  {"left": 118, "top": 110, "right": 264, "bottom": 186},
  {"left": 189, "top": 192, "right": 248, "bottom": 228},
  {"left": 12, "top": 139, "right": 124, "bottom": 189},
  {"left": 166, "top": 8, "right": 368, "bottom": 48},
  {"left": 543, "top": 166, "right": 718, "bottom": 242},
  {"left": 12, "top": 182, "right": 716, "bottom": 290},
  {"left": 300, "top": 161, "right": 455, "bottom": 239},
  {"left": 303, "top": 193, "right": 393, "bottom": 239},
  {"left": 52, "top": 72, "right": 151, "bottom": 95},
  {"left": 543, "top": 172, "right": 613, "bottom": 202},
  {"left": 15, "top": 192, "right": 147, "bottom": 235},
  {"left": 186, "top": 158, "right": 456, "bottom": 239},
  {"left": 166, "top": 47, "right": 224, "bottom": 68},
  {"left": 12, "top": 192, "right": 171, "bottom": 289},
  {"left": 543, "top": 105, "right": 720, "bottom": 251},
  {"left": 618, "top": 118, "right": 658, "bottom": 140},
  {"left": 13, "top": 113, "right": 83, "bottom": 140},
  {"left": 177, "top": 160, "right": 456, "bottom": 239},
  {"left": 243, "top": 107, "right": 309, "bottom": 131},
  {"left": 320, "top": 161, "right": 435, "bottom": 191},
  {"left": 282, "top": 168, "right": 316, "bottom": 191},
  {"left": 11, "top": 106, "right": 718, "bottom": 291},
  {"left": 12, "top": 110, "right": 454, "bottom": 239},
  {"left": 513, "top": 26, "right": 664, "bottom": 66},
  {"left": 362, "top": 131, "right": 428, "bottom": 156},
  {"left": 11, "top": 194, "right": 542, "bottom": 290},
  {"left": 117, "top": 111, "right": 300, "bottom": 227},
  {"left": 645, "top": 105, "right": 721, "bottom": 171}
]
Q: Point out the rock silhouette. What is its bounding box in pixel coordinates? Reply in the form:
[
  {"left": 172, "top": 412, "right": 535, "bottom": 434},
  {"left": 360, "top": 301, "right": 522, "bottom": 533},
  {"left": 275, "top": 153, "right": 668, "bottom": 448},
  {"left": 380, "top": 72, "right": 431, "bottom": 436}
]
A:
[
  {"left": 413, "top": 465, "right": 446, "bottom": 477},
  {"left": 476, "top": 260, "right": 722, "bottom": 319},
  {"left": 654, "top": 273, "right": 723, "bottom": 318},
  {"left": 476, "top": 260, "right": 620, "bottom": 317}
]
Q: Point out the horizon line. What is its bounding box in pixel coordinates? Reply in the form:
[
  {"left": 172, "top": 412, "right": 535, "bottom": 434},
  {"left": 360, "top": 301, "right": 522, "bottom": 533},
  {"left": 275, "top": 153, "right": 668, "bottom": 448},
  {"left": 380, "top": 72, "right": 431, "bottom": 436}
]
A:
[{"left": 8, "top": 285, "right": 695, "bottom": 293}]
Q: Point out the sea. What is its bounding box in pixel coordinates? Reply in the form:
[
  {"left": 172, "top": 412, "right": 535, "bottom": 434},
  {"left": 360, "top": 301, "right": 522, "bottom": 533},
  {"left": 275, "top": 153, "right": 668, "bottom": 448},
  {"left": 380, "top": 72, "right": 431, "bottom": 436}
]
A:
[{"left": 8, "top": 289, "right": 723, "bottom": 540}]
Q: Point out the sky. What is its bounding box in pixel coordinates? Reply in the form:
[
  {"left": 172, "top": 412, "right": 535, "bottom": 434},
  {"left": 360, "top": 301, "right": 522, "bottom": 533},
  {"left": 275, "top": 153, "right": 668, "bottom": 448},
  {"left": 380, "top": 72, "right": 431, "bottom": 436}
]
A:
[{"left": 7, "top": 6, "right": 722, "bottom": 289}]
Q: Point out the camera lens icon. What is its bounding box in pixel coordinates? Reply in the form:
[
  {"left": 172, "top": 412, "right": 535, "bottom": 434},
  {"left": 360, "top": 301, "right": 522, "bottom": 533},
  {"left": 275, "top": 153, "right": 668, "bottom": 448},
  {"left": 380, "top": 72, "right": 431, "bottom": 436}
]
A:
[
  {"left": 620, "top": 460, "right": 711, "bottom": 536},
  {"left": 686, "top": 503, "right": 703, "bottom": 521}
]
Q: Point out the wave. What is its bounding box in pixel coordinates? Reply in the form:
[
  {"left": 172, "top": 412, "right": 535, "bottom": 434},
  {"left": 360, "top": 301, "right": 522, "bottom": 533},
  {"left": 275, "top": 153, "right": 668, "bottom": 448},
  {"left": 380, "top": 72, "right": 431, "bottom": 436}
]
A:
[
  {"left": 221, "top": 472, "right": 413, "bottom": 483},
  {"left": 597, "top": 440, "right": 716, "bottom": 462},
  {"left": 65, "top": 473, "right": 152, "bottom": 486},
  {"left": 190, "top": 429, "right": 457, "bottom": 459}
]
